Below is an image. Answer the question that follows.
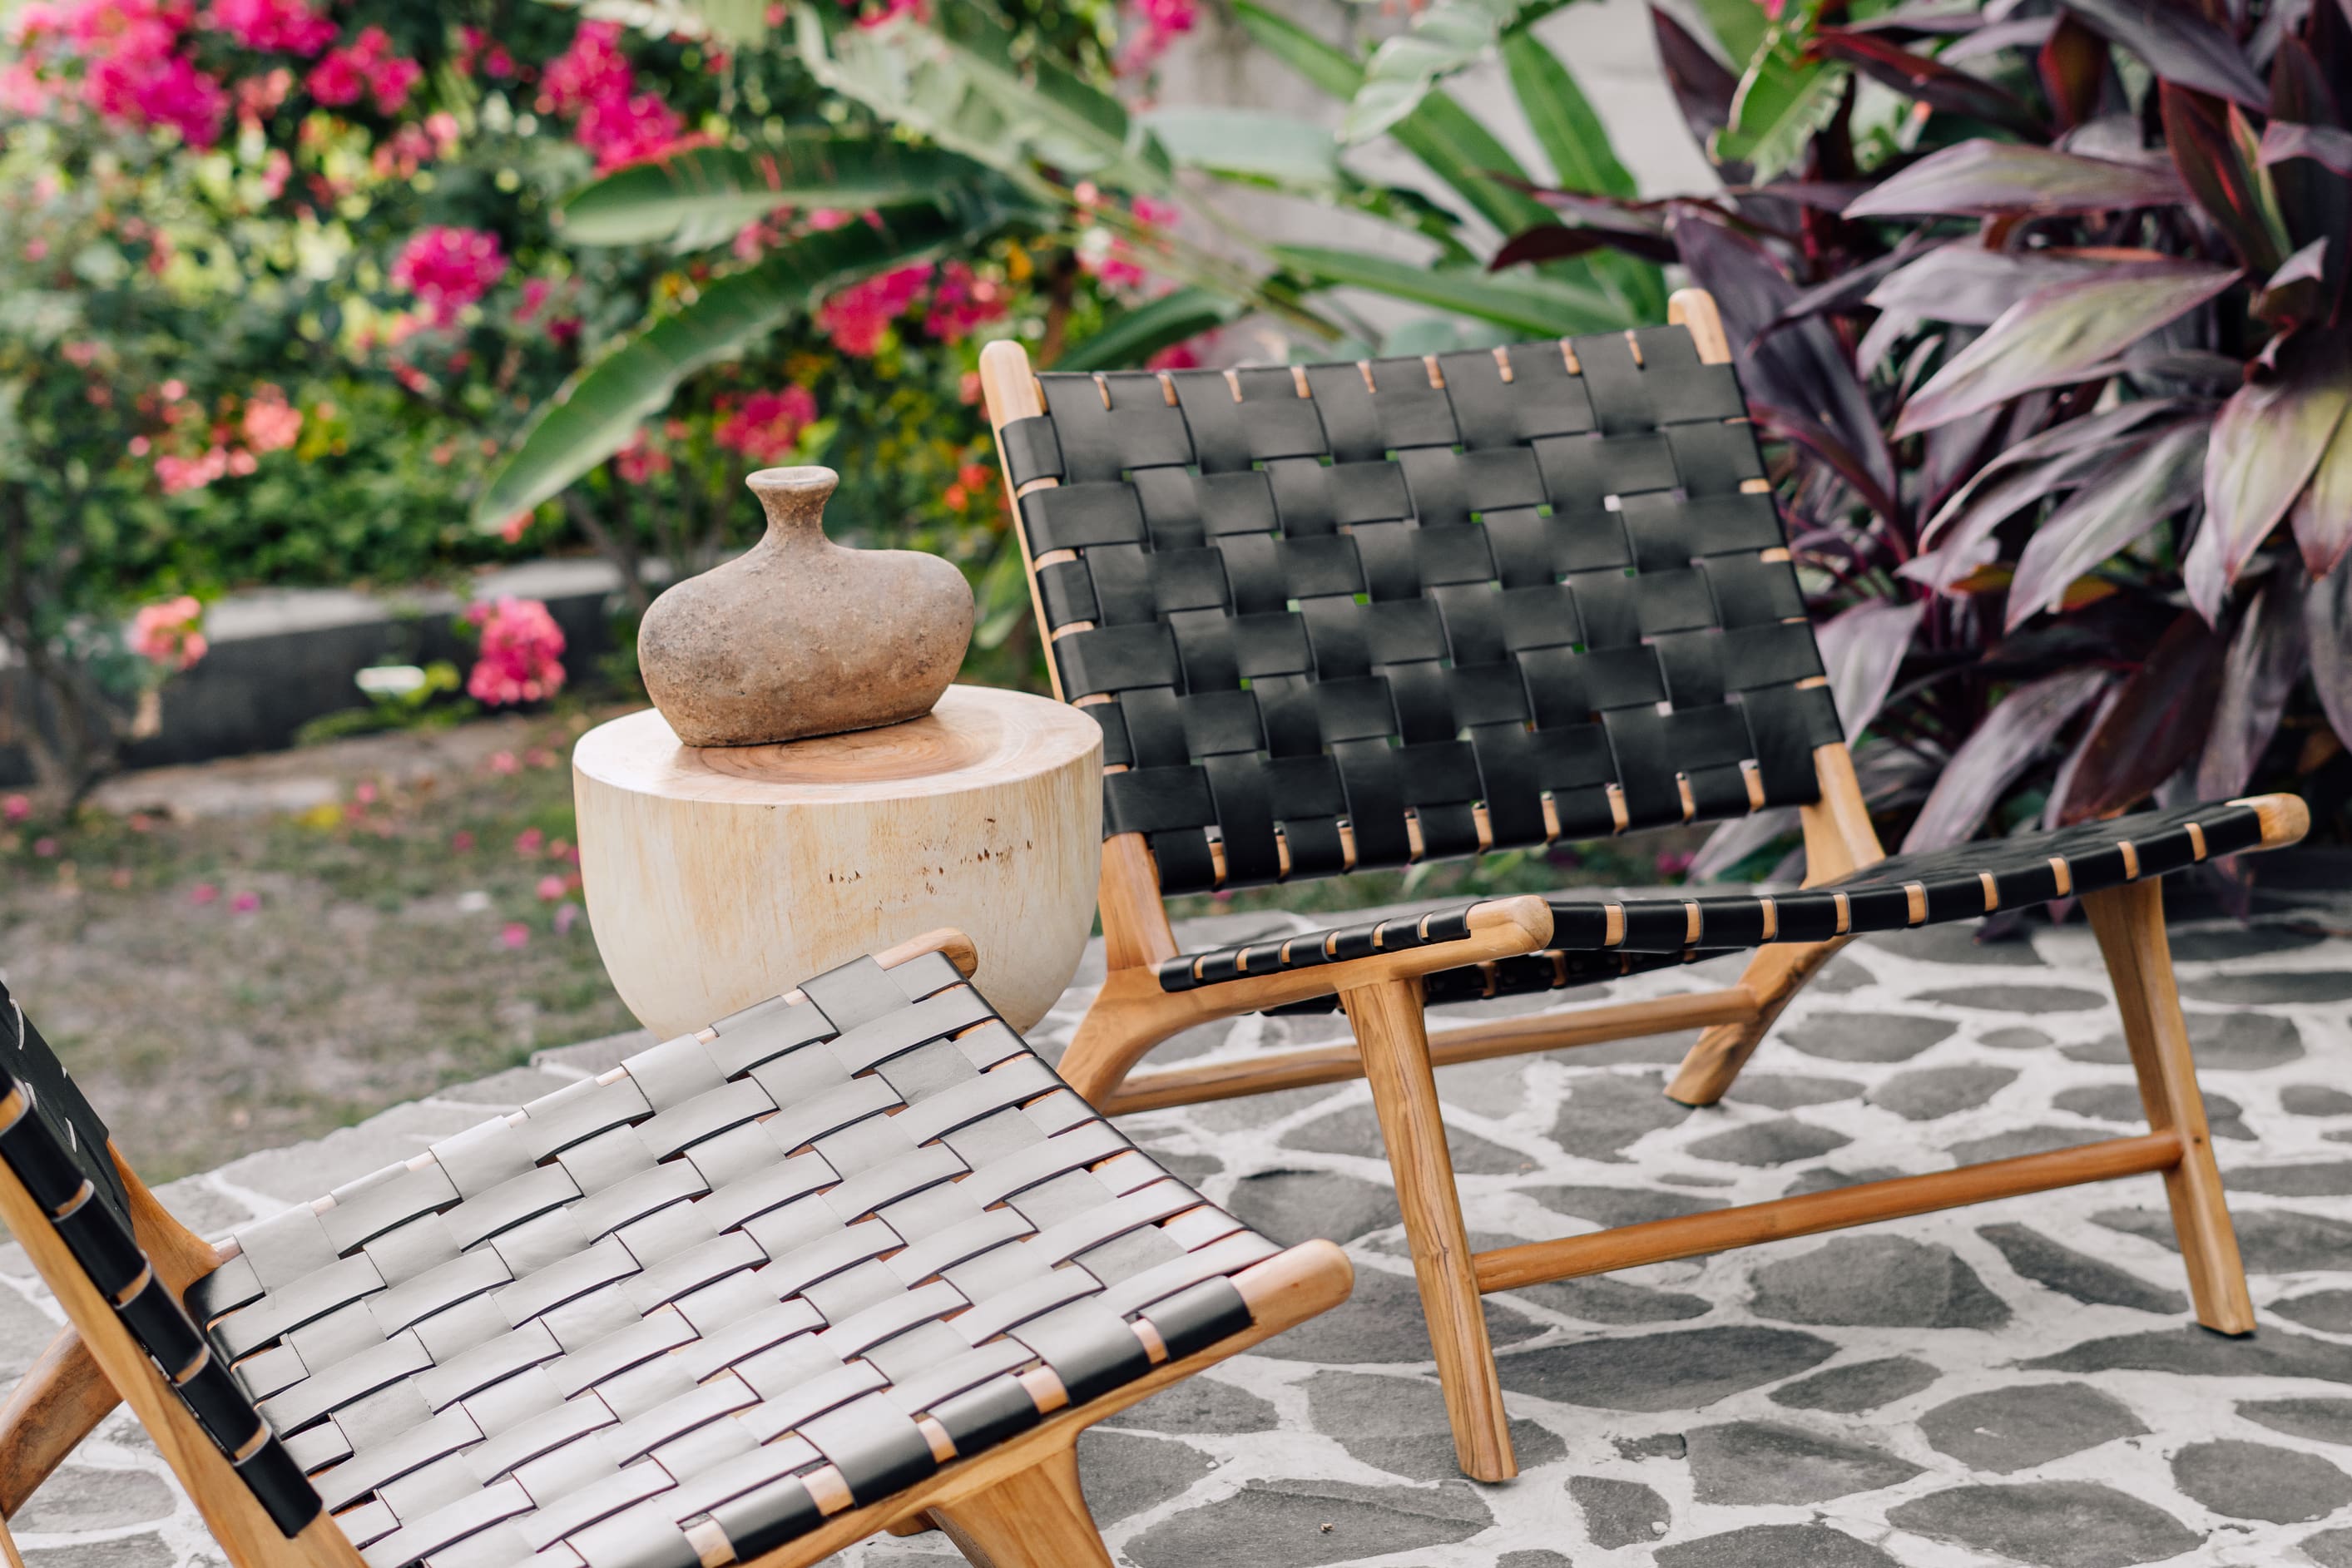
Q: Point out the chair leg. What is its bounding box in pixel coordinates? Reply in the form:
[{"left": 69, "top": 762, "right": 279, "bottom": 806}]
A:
[
  {"left": 927, "top": 1441, "right": 1113, "bottom": 1568},
  {"left": 2083, "top": 880, "right": 2255, "bottom": 1336},
  {"left": 1344, "top": 978, "right": 1517, "bottom": 1482},
  {"left": 1666, "top": 938, "right": 1845, "bottom": 1106},
  {"left": 0, "top": 1328, "right": 117, "bottom": 1518}
]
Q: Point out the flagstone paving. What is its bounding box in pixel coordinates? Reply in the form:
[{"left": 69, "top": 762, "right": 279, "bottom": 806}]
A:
[{"left": 12, "top": 898, "right": 2352, "bottom": 1566}]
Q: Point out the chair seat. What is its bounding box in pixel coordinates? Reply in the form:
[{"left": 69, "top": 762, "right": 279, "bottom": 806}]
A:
[
  {"left": 182, "top": 951, "right": 1282, "bottom": 1568},
  {"left": 1155, "top": 799, "right": 2270, "bottom": 1002}
]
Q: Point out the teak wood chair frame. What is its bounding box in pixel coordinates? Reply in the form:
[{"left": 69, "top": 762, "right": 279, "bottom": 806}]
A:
[
  {"left": 979, "top": 289, "right": 2306, "bottom": 1482},
  {"left": 0, "top": 931, "right": 1354, "bottom": 1568}
]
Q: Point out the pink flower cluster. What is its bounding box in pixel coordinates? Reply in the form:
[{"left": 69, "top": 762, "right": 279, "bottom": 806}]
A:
[
  {"left": 391, "top": 226, "right": 508, "bottom": 329},
  {"left": 1117, "top": 0, "right": 1198, "bottom": 76},
  {"left": 240, "top": 383, "right": 301, "bottom": 451},
  {"left": 305, "top": 26, "right": 420, "bottom": 115},
  {"left": 923, "top": 262, "right": 1008, "bottom": 344},
  {"left": 539, "top": 21, "right": 687, "bottom": 172},
  {"left": 818, "top": 263, "right": 933, "bottom": 355},
  {"left": 205, "top": 0, "right": 331, "bottom": 54},
  {"left": 16, "top": 0, "right": 230, "bottom": 146},
  {"left": 131, "top": 594, "right": 206, "bottom": 670},
  {"left": 464, "top": 597, "right": 567, "bottom": 706},
  {"left": 1078, "top": 191, "right": 1178, "bottom": 292},
  {"left": 714, "top": 387, "right": 819, "bottom": 462},
  {"left": 614, "top": 427, "right": 675, "bottom": 484}
]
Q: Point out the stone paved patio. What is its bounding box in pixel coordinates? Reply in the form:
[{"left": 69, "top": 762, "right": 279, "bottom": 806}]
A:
[{"left": 12, "top": 896, "right": 2352, "bottom": 1567}]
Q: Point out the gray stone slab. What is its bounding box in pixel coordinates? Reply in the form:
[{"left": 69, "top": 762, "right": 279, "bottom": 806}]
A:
[
  {"left": 1656, "top": 1524, "right": 1898, "bottom": 1566},
  {"left": 1748, "top": 1236, "right": 2009, "bottom": 1329},
  {"left": 1567, "top": 1475, "right": 1669, "bottom": 1548},
  {"left": 1684, "top": 1420, "right": 1921, "bottom": 1503},
  {"left": 1493, "top": 1325, "right": 1837, "bottom": 1411},
  {"left": 1977, "top": 1223, "right": 2189, "bottom": 1314},
  {"left": 2171, "top": 1438, "right": 2352, "bottom": 1523},
  {"left": 1916, "top": 1383, "right": 2147, "bottom": 1473},
  {"left": 1768, "top": 1357, "right": 1939, "bottom": 1413},
  {"left": 1301, "top": 1370, "right": 1563, "bottom": 1480},
  {"left": 1867, "top": 1064, "right": 2019, "bottom": 1120},
  {"left": 1888, "top": 1481, "right": 2201, "bottom": 1567},
  {"left": 1779, "top": 1012, "right": 1956, "bottom": 1063},
  {"left": 1122, "top": 1478, "right": 1491, "bottom": 1568},
  {"left": 2096, "top": 1204, "right": 2352, "bottom": 1274}
]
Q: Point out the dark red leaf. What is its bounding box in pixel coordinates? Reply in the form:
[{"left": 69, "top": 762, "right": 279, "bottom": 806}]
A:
[
  {"left": 2260, "top": 120, "right": 2352, "bottom": 176},
  {"left": 1867, "top": 243, "right": 2113, "bottom": 324},
  {"left": 1896, "top": 260, "right": 2240, "bottom": 435},
  {"left": 1844, "top": 139, "right": 2186, "bottom": 217},
  {"left": 1815, "top": 600, "right": 1929, "bottom": 739},
  {"left": 2056, "top": 609, "right": 2232, "bottom": 822},
  {"left": 1808, "top": 28, "right": 2047, "bottom": 132},
  {"left": 2266, "top": 41, "right": 2351, "bottom": 297},
  {"left": 2008, "top": 418, "right": 2210, "bottom": 627},
  {"left": 1671, "top": 211, "right": 1899, "bottom": 517},
  {"left": 1488, "top": 224, "right": 1677, "bottom": 270},
  {"left": 1651, "top": 7, "right": 1740, "bottom": 161},
  {"left": 1751, "top": 400, "right": 1908, "bottom": 525},
  {"left": 2304, "top": 561, "right": 2352, "bottom": 749},
  {"left": 1847, "top": 0, "right": 1996, "bottom": 35},
  {"left": 2038, "top": 15, "right": 2117, "bottom": 129},
  {"left": 2193, "top": 334, "right": 2352, "bottom": 618},
  {"left": 1948, "top": 17, "right": 2062, "bottom": 59},
  {"left": 2058, "top": 0, "right": 2268, "bottom": 106},
  {"left": 2254, "top": 236, "right": 2329, "bottom": 324},
  {"left": 2161, "top": 83, "right": 2286, "bottom": 272},
  {"left": 1903, "top": 668, "right": 2112, "bottom": 850},
  {"left": 2198, "top": 557, "right": 2309, "bottom": 796}
]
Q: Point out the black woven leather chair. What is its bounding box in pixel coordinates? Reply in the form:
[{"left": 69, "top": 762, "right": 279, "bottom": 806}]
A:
[
  {"left": 0, "top": 931, "right": 1351, "bottom": 1568},
  {"left": 978, "top": 289, "right": 2307, "bottom": 1481}
]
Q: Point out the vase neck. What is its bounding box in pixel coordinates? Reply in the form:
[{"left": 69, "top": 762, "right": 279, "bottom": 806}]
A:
[{"left": 746, "top": 465, "right": 837, "bottom": 543}]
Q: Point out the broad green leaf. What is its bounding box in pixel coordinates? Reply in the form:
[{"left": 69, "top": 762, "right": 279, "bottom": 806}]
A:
[
  {"left": 1844, "top": 139, "right": 2186, "bottom": 217},
  {"left": 1054, "top": 287, "right": 1239, "bottom": 372},
  {"left": 2007, "top": 419, "right": 2208, "bottom": 628},
  {"left": 477, "top": 199, "right": 997, "bottom": 527},
  {"left": 1691, "top": 0, "right": 1767, "bottom": 72},
  {"left": 1720, "top": 48, "right": 1844, "bottom": 184},
  {"left": 686, "top": 0, "right": 767, "bottom": 45},
  {"left": 1340, "top": 0, "right": 1561, "bottom": 144},
  {"left": 1140, "top": 107, "right": 1338, "bottom": 190},
  {"left": 1234, "top": 1, "right": 1364, "bottom": 99},
  {"left": 2192, "top": 349, "right": 2352, "bottom": 619},
  {"left": 560, "top": 137, "right": 1001, "bottom": 248},
  {"left": 1234, "top": 0, "right": 1550, "bottom": 235},
  {"left": 1394, "top": 92, "right": 1554, "bottom": 235},
  {"left": 1501, "top": 31, "right": 1634, "bottom": 198},
  {"left": 795, "top": 4, "right": 1171, "bottom": 195},
  {"left": 1274, "top": 242, "right": 1625, "bottom": 334},
  {"left": 1895, "top": 261, "right": 2240, "bottom": 436},
  {"left": 1499, "top": 29, "right": 1659, "bottom": 319}
]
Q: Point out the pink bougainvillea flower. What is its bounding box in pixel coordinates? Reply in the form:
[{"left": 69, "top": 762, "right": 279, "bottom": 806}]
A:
[
  {"left": 455, "top": 26, "right": 515, "bottom": 79},
  {"left": 923, "top": 261, "right": 1007, "bottom": 344},
  {"left": 1116, "top": 0, "right": 1196, "bottom": 75},
  {"left": 451, "top": 829, "right": 476, "bottom": 851},
  {"left": 500, "top": 922, "right": 529, "bottom": 950},
  {"left": 816, "top": 263, "right": 933, "bottom": 355},
  {"left": 2, "top": 796, "right": 28, "bottom": 824},
  {"left": 230, "top": 890, "right": 260, "bottom": 913},
  {"left": 131, "top": 595, "right": 207, "bottom": 669},
  {"left": 1146, "top": 338, "right": 1204, "bottom": 371},
  {"left": 712, "top": 386, "right": 819, "bottom": 462},
  {"left": 305, "top": 26, "right": 418, "bottom": 112},
  {"left": 554, "top": 903, "right": 582, "bottom": 936},
  {"left": 391, "top": 226, "right": 508, "bottom": 329},
  {"left": 541, "top": 20, "right": 631, "bottom": 116},
  {"left": 514, "top": 826, "right": 545, "bottom": 856},
  {"left": 32, "top": 838, "right": 57, "bottom": 858},
  {"left": 240, "top": 386, "right": 302, "bottom": 452},
  {"left": 614, "top": 429, "right": 672, "bottom": 484},
  {"left": 190, "top": 882, "right": 220, "bottom": 905},
  {"left": 463, "top": 597, "right": 567, "bottom": 706},
  {"left": 1655, "top": 849, "right": 1695, "bottom": 879},
  {"left": 155, "top": 447, "right": 231, "bottom": 493},
  {"left": 536, "top": 873, "right": 567, "bottom": 902},
  {"left": 205, "top": 0, "right": 334, "bottom": 55},
  {"left": 487, "top": 751, "right": 518, "bottom": 775},
  {"left": 575, "top": 90, "right": 689, "bottom": 171},
  {"left": 498, "top": 511, "right": 532, "bottom": 543}
]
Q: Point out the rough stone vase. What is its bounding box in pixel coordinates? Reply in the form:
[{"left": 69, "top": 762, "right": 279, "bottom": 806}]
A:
[{"left": 637, "top": 465, "right": 974, "bottom": 746}]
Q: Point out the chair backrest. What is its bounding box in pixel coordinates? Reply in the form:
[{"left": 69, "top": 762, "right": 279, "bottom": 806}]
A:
[
  {"left": 988, "top": 314, "right": 1846, "bottom": 896},
  {"left": 0, "top": 984, "right": 322, "bottom": 1537}
]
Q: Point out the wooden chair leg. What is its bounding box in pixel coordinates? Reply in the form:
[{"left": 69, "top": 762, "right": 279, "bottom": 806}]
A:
[
  {"left": 0, "top": 1327, "right": 118, "bottom": 1519},
  {"left": 1344, "top": 978, "right": 1517, "bottom": 1482},
  {"left": 1667, "top": 938, "right": 1847, "bottom": 1106},
  {"left": 0, "top": 1506, "right": 22, "bottom": 1568},
  {"left": 2083, "top": 879, "right": 2255, "bottom": 1336},
  {"left": 927, "top": 1441, "right": 1114, "bottom": 1568}
]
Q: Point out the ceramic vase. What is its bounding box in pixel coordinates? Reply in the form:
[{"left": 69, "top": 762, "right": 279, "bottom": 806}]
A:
[{"left": 636, "top": 465, "right": 974, "bottom": 746}]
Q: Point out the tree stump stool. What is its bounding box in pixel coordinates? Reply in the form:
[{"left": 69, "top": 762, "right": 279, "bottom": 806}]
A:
[{"left": 573, "top": 684, "right": 1102, "bottom": 1036}]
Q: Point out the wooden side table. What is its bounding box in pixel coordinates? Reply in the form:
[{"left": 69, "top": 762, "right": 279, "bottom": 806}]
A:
[{"left": 573, "top": 685, "right": 1102, "bottom": 1036}]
